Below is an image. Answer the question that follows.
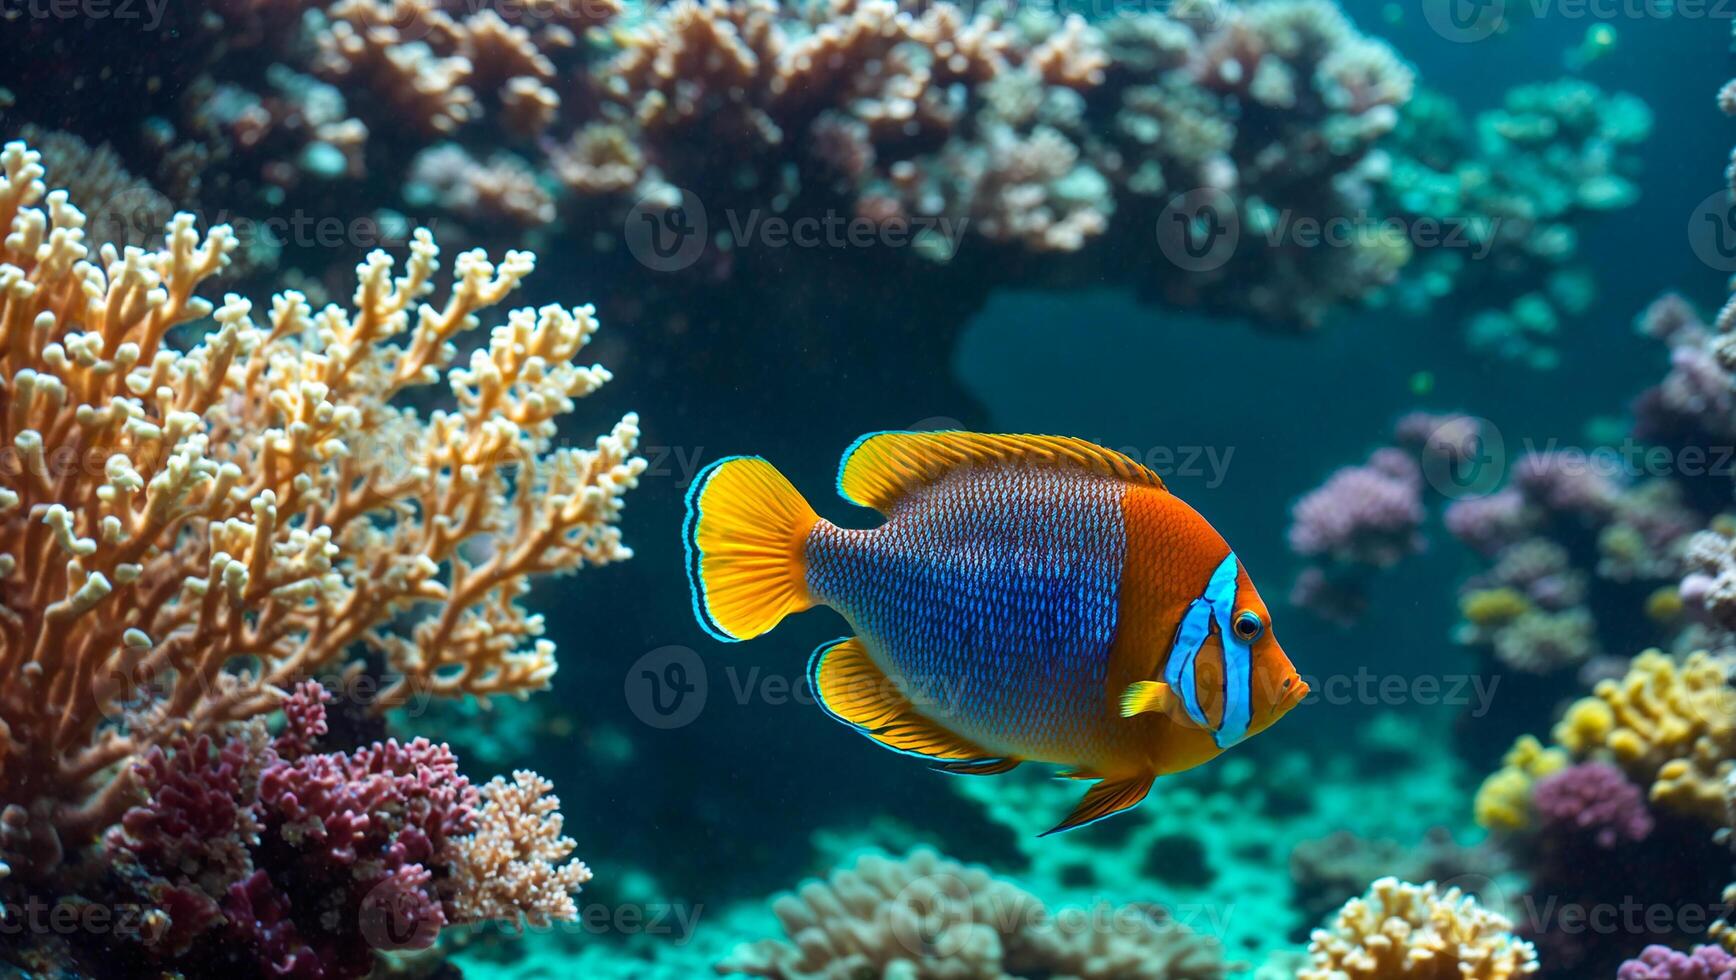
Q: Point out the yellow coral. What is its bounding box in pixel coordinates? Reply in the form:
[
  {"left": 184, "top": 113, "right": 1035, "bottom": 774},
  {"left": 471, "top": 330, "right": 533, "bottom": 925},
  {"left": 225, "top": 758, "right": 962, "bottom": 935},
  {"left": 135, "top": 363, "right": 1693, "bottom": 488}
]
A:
[
  {"left": 1474, "top": 735, "right": 1567, "bottom": 832},
  {"left": 1300, "top": 876, "right": 1538, "bottom": 980},
  {"left": 0, "top": 140, "right": 645, "bottom": 854},
  {"left": 1645, "top": 586, "right": 1684, "bottom": 623},
  {"left": 1553, "top": 650, "right": 1736, "bottom": 823},
  {"left": 1460, "top": 587, "right": 1532, "bottom": 627}
]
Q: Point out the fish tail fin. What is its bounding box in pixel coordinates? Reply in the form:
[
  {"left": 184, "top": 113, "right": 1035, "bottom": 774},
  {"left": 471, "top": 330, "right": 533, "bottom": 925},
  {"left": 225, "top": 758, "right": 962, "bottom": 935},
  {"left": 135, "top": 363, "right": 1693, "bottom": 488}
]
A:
[{"left": 684, "top": 456, "right": 820, "bottom": 642}]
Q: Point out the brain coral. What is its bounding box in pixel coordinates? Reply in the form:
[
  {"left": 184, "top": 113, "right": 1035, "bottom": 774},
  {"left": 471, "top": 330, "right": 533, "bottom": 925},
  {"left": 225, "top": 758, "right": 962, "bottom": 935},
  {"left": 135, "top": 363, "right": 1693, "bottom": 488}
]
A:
[{"left": 1300, "top": 876, "right": 1539, "bottom": 979}]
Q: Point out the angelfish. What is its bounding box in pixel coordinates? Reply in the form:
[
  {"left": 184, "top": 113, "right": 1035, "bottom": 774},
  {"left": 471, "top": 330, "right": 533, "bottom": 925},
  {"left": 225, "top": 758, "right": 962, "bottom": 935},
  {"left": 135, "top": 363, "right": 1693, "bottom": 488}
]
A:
[{"left": 683, "top": 431, "right": 1309, "bottom": 834}]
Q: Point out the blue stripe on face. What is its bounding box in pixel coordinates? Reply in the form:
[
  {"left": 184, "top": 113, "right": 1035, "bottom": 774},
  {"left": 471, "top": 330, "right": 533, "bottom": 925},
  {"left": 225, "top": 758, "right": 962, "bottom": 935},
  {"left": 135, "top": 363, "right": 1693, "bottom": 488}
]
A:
[
  {"left": 1164, "top": 598, "right": 1214, "bottom": 729},
  {"left": 1162, "top": 553, "right": 1254, "bottom": 749}
]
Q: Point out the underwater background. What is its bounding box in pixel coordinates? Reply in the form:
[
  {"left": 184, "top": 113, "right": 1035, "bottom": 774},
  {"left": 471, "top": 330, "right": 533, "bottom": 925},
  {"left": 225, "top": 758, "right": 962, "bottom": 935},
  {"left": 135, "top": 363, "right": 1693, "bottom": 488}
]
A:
[{"left": 1, "top": 0, "right": 1735, "bottom": 976}]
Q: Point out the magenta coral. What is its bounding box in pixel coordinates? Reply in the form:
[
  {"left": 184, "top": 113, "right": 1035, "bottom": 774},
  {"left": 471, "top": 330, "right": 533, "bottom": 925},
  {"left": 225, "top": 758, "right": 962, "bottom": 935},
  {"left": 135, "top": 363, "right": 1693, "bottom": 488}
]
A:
[
  {"left": 1617, "top": 945, "right": 1736, "bottom": 980},
  {"left": 102, "top": 681, "right": 556, "bottom": 978},
  {"left": 1531, "top": 762, "right": 1655, "bottom": 849},
  {"left": 1288, "top": 448, "right": 1426, "bottom": 567}
]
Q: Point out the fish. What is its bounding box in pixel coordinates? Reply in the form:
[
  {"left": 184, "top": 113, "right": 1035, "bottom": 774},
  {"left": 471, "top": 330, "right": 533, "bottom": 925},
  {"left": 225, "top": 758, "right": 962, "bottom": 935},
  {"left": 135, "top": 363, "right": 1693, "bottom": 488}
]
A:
[{"left": 682, "top": 431, "right": 1309, "bottom": 834}]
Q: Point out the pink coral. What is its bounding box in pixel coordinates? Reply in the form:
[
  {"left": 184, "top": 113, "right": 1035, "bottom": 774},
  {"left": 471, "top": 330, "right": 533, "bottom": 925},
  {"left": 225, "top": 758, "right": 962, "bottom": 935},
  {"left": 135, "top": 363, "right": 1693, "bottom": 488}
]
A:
[{"left": 1618, "top": 945, "right": 1736, "bottom": 980}]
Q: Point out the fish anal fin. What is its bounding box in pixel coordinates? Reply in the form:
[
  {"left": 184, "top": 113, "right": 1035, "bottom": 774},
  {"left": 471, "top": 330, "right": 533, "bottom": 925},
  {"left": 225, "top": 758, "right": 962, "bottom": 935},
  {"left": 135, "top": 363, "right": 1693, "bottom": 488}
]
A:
[
  {"left": 808, "top": 637, "right": 995, "bottom": 763},
  {"left": 837, "top": 431, "right": 1165, "bottom": 512},
  {"left": 1042, "top": 774, "right": 1156, "bottom": 836},
  {"left": 934, "top": 757, "right": 1022, "bottom": 776}
]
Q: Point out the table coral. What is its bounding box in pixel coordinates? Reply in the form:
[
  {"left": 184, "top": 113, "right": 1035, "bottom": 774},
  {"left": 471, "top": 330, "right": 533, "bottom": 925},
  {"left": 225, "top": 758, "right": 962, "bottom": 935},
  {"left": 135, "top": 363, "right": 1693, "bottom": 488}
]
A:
[
  {"left": 716, "top": 848, "right": 1229, "bottom": 980},
  {"left": 1300, "top": 876, "right": 1539, "bottom": 979},
  {"left": 0, "top": 138, "right": 645, "bottom": 868}
]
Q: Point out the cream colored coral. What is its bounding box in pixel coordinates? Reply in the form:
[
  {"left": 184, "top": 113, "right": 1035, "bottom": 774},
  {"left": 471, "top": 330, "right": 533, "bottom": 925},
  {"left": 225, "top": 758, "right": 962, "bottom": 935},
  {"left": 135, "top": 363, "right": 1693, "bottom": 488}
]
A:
[
  {"left": 1552, "top": 650, "right": 1736, "bottom": 823},
  {"left": 449, "top": 770, "right": 592, "bottom": 927},
  {"left": 1301, "top": 877, "right": 1538, "bottom": 980},
  {"left": 0, "top": 139, "right": 644, "bottom": 854},
  {"left": 718, "top": 848, "right": 1227, "bottom": 979}
]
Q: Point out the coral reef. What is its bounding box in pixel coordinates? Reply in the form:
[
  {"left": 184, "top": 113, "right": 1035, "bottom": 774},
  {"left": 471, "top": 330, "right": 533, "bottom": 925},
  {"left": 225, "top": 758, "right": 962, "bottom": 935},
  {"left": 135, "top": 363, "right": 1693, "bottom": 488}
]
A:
[
  {"left": 1287, "top": 413, "right": 1485, "bottom": 624},
  {"left": 715, "top": 848, "right": 1230, "bottom": 979},
  {"left": 1618, "top": 946, "right": 1736, "bottom": 980},
  {"left": 1299, "top": 876, "right": 1538, "bottom": 979},
  {"left": 0, "top": 137, "right": 642, "bottom": 964},
  {"left": 98, "top": 680, "right": 591, "bottom": 977},
  {"left": 1551, "top": 650, "right": 1736, "bottom": 824}
]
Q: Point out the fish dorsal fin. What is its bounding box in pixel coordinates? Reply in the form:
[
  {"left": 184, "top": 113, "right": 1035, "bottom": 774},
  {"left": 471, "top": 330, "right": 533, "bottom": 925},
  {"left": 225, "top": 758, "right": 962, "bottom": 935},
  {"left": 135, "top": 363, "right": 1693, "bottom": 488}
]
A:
[
  {"left": 807, "top": 637, "right": 1013, "bottom": 767},
  {"left": 837, "top": 431, "right": 1165, "bottom": 512}
]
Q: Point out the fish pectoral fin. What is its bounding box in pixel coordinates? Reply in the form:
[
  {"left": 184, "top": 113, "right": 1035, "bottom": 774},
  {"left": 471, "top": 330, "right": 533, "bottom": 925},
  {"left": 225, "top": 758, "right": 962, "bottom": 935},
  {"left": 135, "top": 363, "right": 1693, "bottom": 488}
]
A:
[
  {"left": 1041, "top": 774, "right": 1156, "bottom": 836},
  {"left": 1119, "top": 681, "right": 1177, "bottom": 718},
  {"left": 1119, "top": 681, "right": 1207, "bottom": 730},
  {"left": 933, "top": 757, "right": 1022, "bottom": 776},
  {"left": 808, "top": 637, "right": 994, "bottom": 763}
]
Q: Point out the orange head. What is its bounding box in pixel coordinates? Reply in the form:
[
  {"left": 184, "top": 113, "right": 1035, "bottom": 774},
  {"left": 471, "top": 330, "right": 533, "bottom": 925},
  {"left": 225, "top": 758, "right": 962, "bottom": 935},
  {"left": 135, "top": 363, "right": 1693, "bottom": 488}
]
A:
[{"left": 1145, "top": 554, "right": 1308, "bottom": 750}]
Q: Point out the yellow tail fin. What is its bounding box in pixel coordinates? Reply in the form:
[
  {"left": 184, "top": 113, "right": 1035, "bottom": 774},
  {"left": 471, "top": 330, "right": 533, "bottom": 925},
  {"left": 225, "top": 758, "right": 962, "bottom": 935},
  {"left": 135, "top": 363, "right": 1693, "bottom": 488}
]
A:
[{"left": 684, "top": 456, "right": 820, "bottom": 642}]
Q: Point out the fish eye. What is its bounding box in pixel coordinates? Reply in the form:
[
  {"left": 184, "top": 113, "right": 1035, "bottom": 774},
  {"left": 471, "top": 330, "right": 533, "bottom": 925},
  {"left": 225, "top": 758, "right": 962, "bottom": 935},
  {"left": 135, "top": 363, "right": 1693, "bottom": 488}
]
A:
[{"left": 1233, "top": 610, "right": 1264, "bottom": 641}]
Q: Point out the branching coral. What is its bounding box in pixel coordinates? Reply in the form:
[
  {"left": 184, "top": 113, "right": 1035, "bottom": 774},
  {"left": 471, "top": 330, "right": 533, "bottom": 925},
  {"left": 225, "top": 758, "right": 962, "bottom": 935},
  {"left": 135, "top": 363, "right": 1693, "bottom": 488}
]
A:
[
  {"left": 716, "top": 848, "right": 1228, "bottom": 980},
  {"left": 0, "top": 138, "right": 644, "bottom": 867},
  {"left": 1300, "top": 876, "right": 1539, "bottom": 979},
  {"left": 104, "top": 681, "right": 591, "bottom": 977},
  {"left": 448, "top": 769, "right": 592, "bottom": 927}
]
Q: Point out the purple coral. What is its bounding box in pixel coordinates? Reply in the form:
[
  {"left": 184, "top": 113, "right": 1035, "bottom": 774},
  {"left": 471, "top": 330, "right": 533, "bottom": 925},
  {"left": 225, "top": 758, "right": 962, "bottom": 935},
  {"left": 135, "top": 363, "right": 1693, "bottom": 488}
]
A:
[
  {"left": 1512, "top": 451, "right": 1619, "bottom": 517},
  {"left": 109, "top": 681, "right": 487, "bottom": 978},
  {"left": 1288, "top": 448, "right": 1426, "bottom": 567},
  {"left": 1531, "top": 762, "right": 1654, "bottom": 849},
  {"left": 1617, "top": 945, "right": 1736, "bottom": 980},
  {"left": 1444, "top": 488, "right": 1529, "bottom": 557}
]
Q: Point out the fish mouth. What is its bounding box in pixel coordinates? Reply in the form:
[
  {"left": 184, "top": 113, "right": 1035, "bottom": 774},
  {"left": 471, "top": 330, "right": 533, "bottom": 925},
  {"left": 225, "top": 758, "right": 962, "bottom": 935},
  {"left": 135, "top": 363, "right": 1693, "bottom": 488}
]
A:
[{"left": 1270, "top": 677, "right": 1310, "bottom": 719}]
